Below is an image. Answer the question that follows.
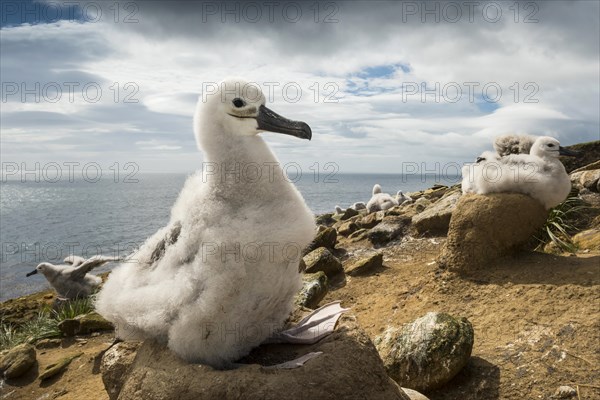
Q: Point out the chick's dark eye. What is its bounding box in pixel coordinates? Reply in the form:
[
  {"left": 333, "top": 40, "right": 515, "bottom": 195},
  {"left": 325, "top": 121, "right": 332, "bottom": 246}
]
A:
[
  {"left": 232, "top": 98, "right": 245, "bottom": 108},
  {"left": 548, "top": 144, "right": 555, "bottom": 147}
]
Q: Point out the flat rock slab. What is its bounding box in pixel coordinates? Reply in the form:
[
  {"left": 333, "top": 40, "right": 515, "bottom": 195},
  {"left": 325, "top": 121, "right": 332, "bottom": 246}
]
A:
[
  {"left": 345, "top": 251, "right": 384, "bottom": 276},
  {"left": 102, "top": 318, "right": 409, "bottom": 400}
]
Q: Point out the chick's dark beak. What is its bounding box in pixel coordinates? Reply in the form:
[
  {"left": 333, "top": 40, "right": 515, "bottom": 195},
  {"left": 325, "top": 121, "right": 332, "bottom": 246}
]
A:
[
  {"left": 559, "top": 146, "right": 581, "bottom": 157},
  {"left": 26, "top": 270, "right": 38, "bottom": 277},
  {"left": 256, "top": 105, "right": 312, "bottom": 140}
]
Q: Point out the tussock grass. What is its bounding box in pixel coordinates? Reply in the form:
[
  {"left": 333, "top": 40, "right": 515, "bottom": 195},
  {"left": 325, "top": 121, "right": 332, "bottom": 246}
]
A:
[
  {"left": 537, "top": 195, "right": 588, "bottom": 253},
  {"left": 0, "top": 296, "right": 96, "bottom": 351}
]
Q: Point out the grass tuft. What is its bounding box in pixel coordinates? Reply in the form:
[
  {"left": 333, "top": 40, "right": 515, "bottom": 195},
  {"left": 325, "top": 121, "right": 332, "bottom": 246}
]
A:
[
  {"left": 0, "top": 296, "right": 97, "bottom": 351},
  {"left": 536, "top": 195, "right": 588, "bottom": 253}
]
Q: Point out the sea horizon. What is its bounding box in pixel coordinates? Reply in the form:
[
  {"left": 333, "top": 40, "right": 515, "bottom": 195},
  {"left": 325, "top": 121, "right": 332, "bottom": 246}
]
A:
[{"left": 0, "top": 172, "right": 460, "bottom": 301}]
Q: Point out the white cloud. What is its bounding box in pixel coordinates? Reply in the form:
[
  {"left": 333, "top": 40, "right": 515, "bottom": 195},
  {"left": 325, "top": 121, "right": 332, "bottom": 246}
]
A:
[{"left": 1, "top": 1, "right": 598, "bottom": 173}]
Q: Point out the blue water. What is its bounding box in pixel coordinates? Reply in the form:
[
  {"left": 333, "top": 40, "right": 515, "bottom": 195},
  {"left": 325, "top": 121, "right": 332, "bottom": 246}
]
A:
[{"left": 0, "top": 173, "right": 459, "bottom": 301}]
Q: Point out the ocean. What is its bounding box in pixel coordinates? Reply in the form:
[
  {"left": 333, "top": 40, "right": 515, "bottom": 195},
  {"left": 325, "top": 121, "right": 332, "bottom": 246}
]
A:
[{"left": 0, "top": 173, "right": 459, "bottom": 301}]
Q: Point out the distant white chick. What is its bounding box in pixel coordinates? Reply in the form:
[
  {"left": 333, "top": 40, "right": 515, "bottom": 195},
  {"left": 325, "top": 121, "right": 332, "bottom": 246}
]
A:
[
  {"left": 95, "top": 78, "right": 316, "bottom": 368},
  {"left": 462, "top": 136, "right": 578, "bottom": 209},
  {"left": 350, "top": 202, "right": 366, "bottom": 211},
  {"left": 366, "top": 184, "right": 399, "bottom": 213},
  {"left": 26, "top": 255, "right": 119, "bottom": 299},
  {"left": 395, "top": 191, "right": 412, "bottom": 205}
]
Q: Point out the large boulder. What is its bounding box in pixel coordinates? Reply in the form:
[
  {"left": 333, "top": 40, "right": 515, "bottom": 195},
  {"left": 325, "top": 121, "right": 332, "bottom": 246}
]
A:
[
  {"left": 440, "top": 193, "right": 548, "bottom": 273},
  {"left": 0, "top": 343, "right": 36, "bottom": 379},
  {"left": 375, "top": 312, "right": 474, "bottom": 392},
  {"left": 101, "top": 318, "right": 410, "bottom": 400},
  {"left": 303, "top": 247, "right": 344, "bottom": 278},
  {"left": 412, "top": 192, "right": 461, "bottom": 235},
  {"left": 367, "top": 216, "right": 412, "bottom": 247}
]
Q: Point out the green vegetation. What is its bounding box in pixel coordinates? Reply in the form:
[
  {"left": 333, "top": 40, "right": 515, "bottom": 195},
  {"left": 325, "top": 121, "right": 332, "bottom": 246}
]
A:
[
  {"left": 537, "top": 195, "right": 588, "bottom": 253},
  {"left": 0, "top": 296, "right": 95, "bottom": 350}
]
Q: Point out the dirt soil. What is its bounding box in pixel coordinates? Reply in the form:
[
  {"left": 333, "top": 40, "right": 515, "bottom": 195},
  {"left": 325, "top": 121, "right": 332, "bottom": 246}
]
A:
[
  {"left": 326, "top": 235, "right": 600, "bottom": 400},
  {"left": 2, "top": 237, "right": 599, "bottom": 400},
  {"left": 0, "top": 333, "right": 110, "bottom": 400}
]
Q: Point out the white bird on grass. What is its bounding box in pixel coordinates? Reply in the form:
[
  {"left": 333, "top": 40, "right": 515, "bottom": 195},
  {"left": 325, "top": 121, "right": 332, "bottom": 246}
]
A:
[
  {"left": 26, "top": 255, "right": 119, "bottom": 299},
  {"left": 95, "top": 79, "right": 347, "bottom": 369},
  {"left": 462, "top": 136, "right": 579, "bottom": 209},
  {"left": 366, "top": 184, "right": 398, "bottom": 213}
]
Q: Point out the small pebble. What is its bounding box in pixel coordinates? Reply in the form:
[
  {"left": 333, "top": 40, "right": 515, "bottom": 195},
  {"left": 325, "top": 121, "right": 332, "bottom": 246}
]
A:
[{"left": 553, "top": 386, "right": 577, "bottom": 399}]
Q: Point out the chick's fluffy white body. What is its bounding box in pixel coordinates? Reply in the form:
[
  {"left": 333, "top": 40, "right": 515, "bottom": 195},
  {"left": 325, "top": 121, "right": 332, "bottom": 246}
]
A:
[
  {"left": 96, "top": 79, "right": 316, "bottom": 368},
  {"left": 462, "top": 136, "right": 572, "bottom": 209}
]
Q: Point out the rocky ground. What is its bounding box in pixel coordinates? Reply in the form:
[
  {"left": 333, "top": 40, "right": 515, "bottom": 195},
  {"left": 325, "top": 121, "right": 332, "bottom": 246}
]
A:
[{"left": 1, "top": 142, "right": 599, "bottom": 400}]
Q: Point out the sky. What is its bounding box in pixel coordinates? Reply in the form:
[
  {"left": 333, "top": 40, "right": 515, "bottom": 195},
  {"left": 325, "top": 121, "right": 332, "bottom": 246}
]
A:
[{"left": 1, "top": 0, "right": 599, "bottom": 174}]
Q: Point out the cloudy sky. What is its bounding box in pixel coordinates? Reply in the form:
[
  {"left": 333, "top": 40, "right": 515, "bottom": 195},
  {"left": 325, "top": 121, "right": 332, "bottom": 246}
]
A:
[{"left": 1, "top": 0, "right": 598, "bottom": 174}]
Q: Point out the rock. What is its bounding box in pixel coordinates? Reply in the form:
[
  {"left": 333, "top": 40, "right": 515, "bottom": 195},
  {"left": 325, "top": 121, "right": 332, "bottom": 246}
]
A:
[
  {"left": 570, "top": 169, "right": 600, "bottom": 193},
  {"left": 401, "top": 388, "right": 430, "bottom": 400},
  {"left": 552, "top": 385, "right": 577, "bottom": 399},
  {"left": 345, "top": 252, "right": 384, "bottom": 276},
  {"left": 422, "top": 186, "right": 448, "bottom": 200},
  {"left": 357, "top": 212, "right": 383, "bottom": 229},
  {"left": 58, "top": 319, "right": 80, "bottom": 336},
  {"left": 572, "top": 228, "right": 600, "bottom": 251},
  {"left": 295, "top": 272, "right": 328, "bottom": 309},
  {"left": 560, "top": 140, "right": 600, "bottom": 173},
  {"left": 571, "top": 160, "right": 600, "bottom": 173},
  {"left": 0, "top": 343, "right": 36, "bottom": 379},
  {"left": 340, "top": 207, "right": 359, "bottom": 220},
  {"left": 412, "top": 192, "right": 461, "bottom": 235},
  {"left": 414, "top": 197, "right": 431, "bottom": 212},
  {"left": 303, "top": 227, "right": 337, "bottom": 255},
  {"left": 384, "top": 206, "right": 406, "bottom": 216},
  {"left": 375, "top": 312, "right": 474, "bottom": 392},
  {"left": 35, "top": 338, "right": 62, "bottom": 349},
  {"left": 358, "top": 212, "right": 383, "bottom": 229},
  {"left": 101, "top": 318, "right": 409, "bottom": 400},
  {"left": 367, "top": 216, "right": 411, "bottom": 247},
  {"left": 77, "top": 312, "right": 115, "bottom": 334},
  {"left": 58, "top": 312, "right": 114, "bottom": 336},
  {"left": 39, "top": 352, "right": 83, "bottom": 380},
  {"left": 303, "top": 247, "right": 344, "bottom": 278},
  {"left": 298, "top": 258, "right": 306, "bottom": 272},
  {"left": 101, "top": 342, "right": 143, "bottom": 400},
  {"left": 315, "top": 213, "right": 335, "bottom": 226},
  {"left": 441, "top": 193, "right": 548, "bottom": 273},
  {"left": 338, "top": 220, "right": 359, "bottom": 237},
  {"left": 348, "top": 228, "right": 368, "bottom": 240}
]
